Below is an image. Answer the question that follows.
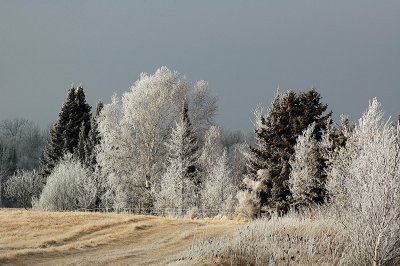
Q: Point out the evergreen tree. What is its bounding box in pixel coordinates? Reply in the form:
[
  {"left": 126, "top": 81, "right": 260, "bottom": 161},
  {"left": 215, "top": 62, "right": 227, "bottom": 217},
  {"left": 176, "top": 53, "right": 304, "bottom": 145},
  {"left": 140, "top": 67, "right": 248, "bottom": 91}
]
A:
[
  {"left": 84, "top": 102, "right": 103, "bottom": 170},
  {"left": 40, "top": 86, "right": 92, "bottom": 177},
  {"left": 73, "top": 87, "right": 91, "bottom": 142},
  {"left": 246, "top": 89, "right": 331, "bottom": 212},
  {"left": 289, "top": 123, "right": 325, "bottom": 206},
  {"left": 155, "top": 101, "right": 200, "bottom": 215},
  {"left": 181, "top": 101, "right": 200, "bottom": 184},
  {"left": 75, "top": 122, "right": 86, "bottom": 165}
]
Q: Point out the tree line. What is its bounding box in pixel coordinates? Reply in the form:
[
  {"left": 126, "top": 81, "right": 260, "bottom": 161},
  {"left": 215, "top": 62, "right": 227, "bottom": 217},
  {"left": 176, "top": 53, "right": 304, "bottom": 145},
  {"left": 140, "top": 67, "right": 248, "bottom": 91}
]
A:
[
  {"left": 2, "top": 66, "right": 400, "bottom": 264},
  {"left": 1, "top": 66, "right": 398, "bottom": 218}
]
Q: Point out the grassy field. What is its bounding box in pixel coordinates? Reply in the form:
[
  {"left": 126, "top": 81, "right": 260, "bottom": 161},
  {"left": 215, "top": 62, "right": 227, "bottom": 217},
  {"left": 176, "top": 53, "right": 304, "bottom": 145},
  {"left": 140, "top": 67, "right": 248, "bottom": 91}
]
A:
[{"left": 0, "top": 209, "right": 243, "bottom": 265}]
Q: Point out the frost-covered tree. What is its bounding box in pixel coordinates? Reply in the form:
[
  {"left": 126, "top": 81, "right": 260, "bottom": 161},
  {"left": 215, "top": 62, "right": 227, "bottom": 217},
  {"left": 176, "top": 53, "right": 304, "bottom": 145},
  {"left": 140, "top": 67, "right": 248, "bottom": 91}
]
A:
[
  {"left": 245, "top": 89, "right": 331, "bottom": 212},
  {"left": 189, "top": 80, "right": 218, "bottom": 136},
  {"left": 328, "top": 99, "right": 400, "bottom": 265},
  {"left": 289, "top": 123, "right": 326, "bottom": 206},
  {"left": 0, "top": 143, "right": 11, "bottom": 207},
  {"left": 5, "top": 170, "right": 42, "bottom": 208},
  {"left": 155, "top": 102, "right": 200, "bottom": 216},
  {"left": 0, "top": 119, "right": 47, "bottom": 171},
  {"left": 199, "top": 125, "right": 224, "bottom": 182},
  {"left": 35, "top": 155, "right": 96, "bottom": 211},
  {"left": 95, "top": 95, "right": 137, "bottom": 209},
  {"left": 122, "top": 67, "right": 187, "bottom": 192},
  {"left": 220, "top": 129, "right": 248, "bottom": 188},
  {"left": 97, "top": 67, "right": 216, "bottom": 209},
  {"left": 202, "top": 150, "right": 236, "bottom": 217}
]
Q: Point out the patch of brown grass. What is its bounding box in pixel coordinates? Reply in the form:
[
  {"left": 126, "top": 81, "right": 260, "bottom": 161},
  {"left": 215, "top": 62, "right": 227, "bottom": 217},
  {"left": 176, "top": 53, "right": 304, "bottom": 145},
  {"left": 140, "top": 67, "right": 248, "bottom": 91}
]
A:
[
  {"left": 179, "top": 209, "right": 348, "bottom": 265},
  {"left": 0, "top": 208, "right": 243, "bottom": 265}
]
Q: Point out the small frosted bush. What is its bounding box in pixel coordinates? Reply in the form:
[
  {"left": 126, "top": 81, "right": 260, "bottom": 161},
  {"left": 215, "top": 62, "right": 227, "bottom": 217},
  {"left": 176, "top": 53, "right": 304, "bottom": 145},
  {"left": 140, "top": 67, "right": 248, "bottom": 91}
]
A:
[{"left": 34, "top": 155, "right": 96, "bottom": 211}]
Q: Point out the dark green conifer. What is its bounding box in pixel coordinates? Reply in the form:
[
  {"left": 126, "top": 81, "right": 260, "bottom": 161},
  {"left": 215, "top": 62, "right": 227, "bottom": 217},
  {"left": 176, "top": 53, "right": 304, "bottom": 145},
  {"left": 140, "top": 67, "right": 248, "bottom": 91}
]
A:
[
  {"left": 40, "top": 86, "right": 92, "bottom": 177},
  {"left": 247, "top": 89, "right": 331, "bottom": 212},
  {"left": 84, "top": 102, "right": 103, "bottom": 170},
  {"left": 75, "top": 122, "right": 86, "bottom": 165}
]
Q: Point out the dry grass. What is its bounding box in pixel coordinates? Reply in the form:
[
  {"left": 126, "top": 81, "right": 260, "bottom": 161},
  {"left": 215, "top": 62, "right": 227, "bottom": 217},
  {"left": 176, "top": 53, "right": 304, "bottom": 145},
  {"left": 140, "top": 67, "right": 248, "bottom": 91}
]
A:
[
  {"left": 0, "top": 208, "right": 243, "bottom": 265},
  {"left": 178, "top": 209, "right": 348, "bottom": 265}
]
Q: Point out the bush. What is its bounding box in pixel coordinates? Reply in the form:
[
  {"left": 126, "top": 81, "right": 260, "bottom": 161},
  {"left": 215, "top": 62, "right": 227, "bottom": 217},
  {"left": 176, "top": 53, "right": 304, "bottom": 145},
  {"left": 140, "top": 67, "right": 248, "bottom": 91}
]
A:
[
  {"left": 5, "top": 170, "right": 42, "bottom": 208},
  {"left": 34, "top": 155, "right": 97, "bottom": 211}
]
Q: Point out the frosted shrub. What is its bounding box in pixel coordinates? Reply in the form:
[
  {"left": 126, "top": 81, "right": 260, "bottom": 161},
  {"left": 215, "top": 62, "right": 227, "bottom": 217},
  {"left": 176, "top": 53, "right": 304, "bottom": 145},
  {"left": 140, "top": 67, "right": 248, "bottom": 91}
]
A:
[
  {"left": 236, "top": 190, "right": 260, "bottom": 220},
  {"left": 34, "top": 155, "right": 97, "bottom": 211},
  {"left": 5, "top": 170, "right": 42, "bottom": 208}
]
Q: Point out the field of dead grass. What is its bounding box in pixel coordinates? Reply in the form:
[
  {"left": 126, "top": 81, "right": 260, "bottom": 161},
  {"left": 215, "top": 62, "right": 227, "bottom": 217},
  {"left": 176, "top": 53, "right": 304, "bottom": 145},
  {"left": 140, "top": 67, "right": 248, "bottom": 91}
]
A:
[{"left": 0, "top": 208, "right": 243, "bottom": 265}]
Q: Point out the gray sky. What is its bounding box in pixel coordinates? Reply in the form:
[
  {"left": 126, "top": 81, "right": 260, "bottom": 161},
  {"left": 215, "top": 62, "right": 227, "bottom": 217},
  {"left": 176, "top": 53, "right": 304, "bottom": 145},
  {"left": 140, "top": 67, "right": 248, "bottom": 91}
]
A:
[{"left": 1, "top": 1, "right": 399, "bottom": 131}]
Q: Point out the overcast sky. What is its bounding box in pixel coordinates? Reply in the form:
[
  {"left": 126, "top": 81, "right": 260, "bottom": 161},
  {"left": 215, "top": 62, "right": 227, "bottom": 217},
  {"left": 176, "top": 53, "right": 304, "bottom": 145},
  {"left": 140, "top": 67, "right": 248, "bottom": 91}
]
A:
[{"left": 1, "top": 1, "right": 399, "bottom": 131}]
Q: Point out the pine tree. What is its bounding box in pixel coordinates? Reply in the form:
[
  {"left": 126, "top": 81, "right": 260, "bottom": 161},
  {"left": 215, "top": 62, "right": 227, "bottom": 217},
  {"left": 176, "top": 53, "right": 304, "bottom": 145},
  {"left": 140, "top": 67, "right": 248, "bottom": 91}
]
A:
[
  {"left": 84, "top": 102, "right": 103, "bottom": 208},
  {"left": 40, "top": 88, "right": 75, "bottom": 177},
  {"left": 155, "top": 101, "right": 200, "bottom": 215},
  {"left": 246, "top": 89, "right": 331, "bottom": 212},
  {"left": 181, "top": 101, "right": 201, "bottom": 200},
  {"left": 289, "top": 123, "right": 325, "bottom": 206},
  {"left": 75, "top": 122, "right": 86, "bottom": 165},
  {"left": 73, "top": 87, "right": 91, "bottom": 142},
  {"left": 85, "top": 102, "right": 103, "bottom": 170},
  {"left": 40, "top": 86, "right": 92, "bottom": 177}
]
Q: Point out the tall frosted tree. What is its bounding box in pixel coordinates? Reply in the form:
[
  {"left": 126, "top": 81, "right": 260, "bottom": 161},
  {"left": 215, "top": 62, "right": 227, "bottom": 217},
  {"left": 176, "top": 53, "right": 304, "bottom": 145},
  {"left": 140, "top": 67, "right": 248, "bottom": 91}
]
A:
[
  {"left": 199, "top": 125, "right": 224, "bottom": 184},
  {"left": 202, "top": 150, "right": 236, "bottom": 217},
  {"left": 327, "top": 99, "right": 400, "bottom": 265},
  {"left": 245, "top": 89, "right": 331, "bottom": 212},
  {"left": 289, "top": 123, "right": 326, "bottom": 206},
  {"left": 40, "top": 86, "right": 92, "bottom": 177},
  {"left": 155, "top": 101, "right": 200, "bottom": 216},
  {"left": 97, "top": 67, "right": 217, "bottom": 209}
]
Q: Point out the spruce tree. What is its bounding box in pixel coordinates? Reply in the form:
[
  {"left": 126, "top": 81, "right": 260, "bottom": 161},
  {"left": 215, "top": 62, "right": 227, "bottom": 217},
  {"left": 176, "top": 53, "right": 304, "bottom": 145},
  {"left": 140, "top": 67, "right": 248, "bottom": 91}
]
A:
[
  {"left": 181, "top": 101, "right": 199, "bottom": 181},
  {"left": 155, "top": 101, "right": 200, "bottom": 215},
  {"left": 84, "top": 102, "right": 103, "bottom": 170},
  {"left": 75, "top": 122, "right": 86, "bottom": 165},
  {"left": 40, "top": 88, "right": 76, "bottom": 177},
  {"left": 246, "top": 89, "right": 331, "bottom": 212},
  {"left": 40, "top": 86, "right": 92, "bottom": 177}
]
